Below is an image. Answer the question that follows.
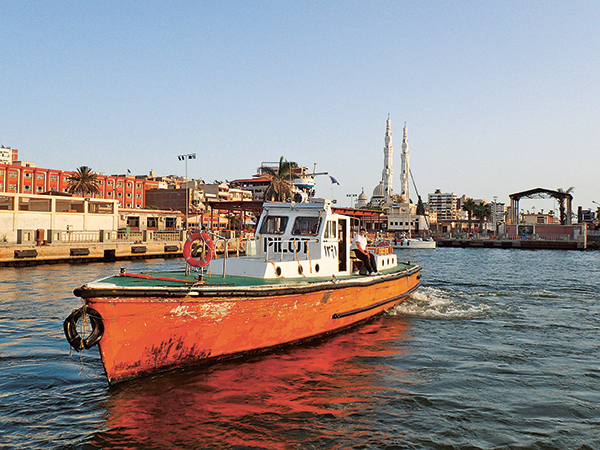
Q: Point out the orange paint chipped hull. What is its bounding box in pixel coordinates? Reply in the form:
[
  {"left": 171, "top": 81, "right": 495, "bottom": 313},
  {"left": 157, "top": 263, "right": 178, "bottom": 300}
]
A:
[{"left": 80, "top": 268, "right": 420, "bottom": 384}]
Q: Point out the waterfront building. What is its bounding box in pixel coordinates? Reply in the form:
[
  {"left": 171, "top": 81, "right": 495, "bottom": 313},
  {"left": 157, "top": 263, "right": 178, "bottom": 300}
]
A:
[
  {"left": 0, "top": 146, "right": 19, "bottom": 164},
  {"left": 521, "top": 212, "right": 560, "bottom": 225},
  {"left": 490, "top": 201, "right": 506, "bottom": 225},
  {"left": 229, "top": 175, "right": 273, "bottom": 201},
  {"left": 0, "top": 160, "right": 159, "bottom": 209},
  {"left": 0, "top": 191, "right": 184, "bottom": 244},
  {"left": 386, "top": 203, "right": 430, "bottom": 235},
  {"left": 428, "top": 189, "right": 459, "bottom": 221},
  {"left": 0, "top": 192, "right": 118, "bottom": 243}
]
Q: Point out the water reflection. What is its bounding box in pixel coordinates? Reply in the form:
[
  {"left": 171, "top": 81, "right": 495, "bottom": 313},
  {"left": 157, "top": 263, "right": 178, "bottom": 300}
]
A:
[{"left": 91, "top": 317, "right": 411, "bottom": 449}]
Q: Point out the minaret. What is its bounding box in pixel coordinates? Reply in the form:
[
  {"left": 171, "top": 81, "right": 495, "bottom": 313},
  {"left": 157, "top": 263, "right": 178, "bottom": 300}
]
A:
[
  {"left": 399, "top": 123, "right": 410, "bottom": 204},
  {"left": 382, "top": 115, "right": 394, "bottom": 203}
]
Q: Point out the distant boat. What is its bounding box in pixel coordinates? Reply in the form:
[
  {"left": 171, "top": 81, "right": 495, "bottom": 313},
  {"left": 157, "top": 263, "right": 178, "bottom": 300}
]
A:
[
  {"left": 392, "top": 237, "right": 436, "bottom": 249},
  {"left": 64, "top": 198, "right": 421, "bottom": 385}
]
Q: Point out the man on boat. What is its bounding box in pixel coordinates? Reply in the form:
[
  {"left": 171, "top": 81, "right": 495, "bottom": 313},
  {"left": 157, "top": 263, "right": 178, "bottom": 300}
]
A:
[{"left": 351, "top": 228, "right": 378, "bottom": 275}]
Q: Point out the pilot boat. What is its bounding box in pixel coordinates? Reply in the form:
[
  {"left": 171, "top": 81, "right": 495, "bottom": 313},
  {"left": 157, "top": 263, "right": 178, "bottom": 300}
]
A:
[{"left": 64, "top": 199, "right": 421, "bottom": 384}]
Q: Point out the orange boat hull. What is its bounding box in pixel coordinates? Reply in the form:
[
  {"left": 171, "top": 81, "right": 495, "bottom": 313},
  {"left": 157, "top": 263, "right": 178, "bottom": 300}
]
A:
[{"left": 83, "top": 270, "right": 420, "bottom": 384}]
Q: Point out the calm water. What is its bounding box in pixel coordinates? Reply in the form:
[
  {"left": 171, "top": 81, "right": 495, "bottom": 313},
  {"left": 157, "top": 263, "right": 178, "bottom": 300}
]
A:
[{"left": 1, "top": 249, "right": 599, "bottom": 449}]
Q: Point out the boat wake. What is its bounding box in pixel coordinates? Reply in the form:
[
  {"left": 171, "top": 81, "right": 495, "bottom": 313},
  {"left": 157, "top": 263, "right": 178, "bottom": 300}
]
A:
[{"left": 389, "top": 286, "right": 491, "bottom": 319}]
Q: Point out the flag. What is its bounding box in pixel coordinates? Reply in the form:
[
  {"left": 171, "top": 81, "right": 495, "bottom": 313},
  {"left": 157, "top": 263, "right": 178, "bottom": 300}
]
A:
[{"left": 329, "top": 176, "right": 339, "bottom": 185}]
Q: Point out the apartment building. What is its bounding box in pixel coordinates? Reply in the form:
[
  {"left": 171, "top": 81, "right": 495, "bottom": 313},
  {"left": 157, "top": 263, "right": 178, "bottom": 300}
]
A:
[{"left": 428, "top": 189, "right": 459, "bottom": 221}]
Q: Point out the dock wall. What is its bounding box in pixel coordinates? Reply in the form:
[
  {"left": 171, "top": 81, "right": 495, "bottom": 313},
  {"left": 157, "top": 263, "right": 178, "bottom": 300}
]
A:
[{"left": 0, "top": 230, "right": 185, "bottom": 266}]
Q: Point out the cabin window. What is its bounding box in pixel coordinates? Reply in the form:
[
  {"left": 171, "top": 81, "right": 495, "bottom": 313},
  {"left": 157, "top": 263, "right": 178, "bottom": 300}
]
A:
[
  {"left": 324, "top": 220, "right": 337, "bottom": 239},
  {"left": 291, "top": 216, "right": 322, "bottom": 236},
  {"left": 260, "top": 215, "right": 289, "bottom": 235}
]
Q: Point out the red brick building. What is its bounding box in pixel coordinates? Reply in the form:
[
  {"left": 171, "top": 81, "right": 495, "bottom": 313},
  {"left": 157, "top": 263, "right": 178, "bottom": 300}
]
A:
[{"left": 0, "top": 160, "right": 159, "bottom": 209}]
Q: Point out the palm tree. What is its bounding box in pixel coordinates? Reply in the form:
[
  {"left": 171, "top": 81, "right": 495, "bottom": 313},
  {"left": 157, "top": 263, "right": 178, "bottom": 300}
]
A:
[
  {"left": 462, "top": 198, "right": 477, "bottom": 232},
  {"left": 67, "top": 166, "right": 100, "bottom": 196},
  {"left": 258, "top": 157, "right": 298, "bottom": 202},
  {"left": 556, "top": 187, "right": 574, "bottom": 225},
  {"left": 473, "top": 201, "right": 491, "bottom": 234}
]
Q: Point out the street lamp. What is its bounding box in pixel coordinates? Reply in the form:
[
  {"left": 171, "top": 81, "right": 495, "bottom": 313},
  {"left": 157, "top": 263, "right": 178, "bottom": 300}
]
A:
[
  {"left": 177, "top": 153, "right": 196, "bottom": 230},
  {"left": 493, "top": 195, "right": 498, "bottom": 235},
  {"left": 346, "top": 193, "right": 357, "bottom": 208}
]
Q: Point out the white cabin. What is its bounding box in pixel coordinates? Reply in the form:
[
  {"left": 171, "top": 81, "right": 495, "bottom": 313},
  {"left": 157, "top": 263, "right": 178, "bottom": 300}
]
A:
[{"left": 210, "top": 199, "right": 397, "bottom": 279}]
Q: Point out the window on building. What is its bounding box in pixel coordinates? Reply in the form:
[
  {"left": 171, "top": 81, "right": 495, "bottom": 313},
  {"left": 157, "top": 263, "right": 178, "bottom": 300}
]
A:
[
  {"left": 36, "top": 186, "right": 44, "bottom": 192},
  {"left": 127, "top": 193, "right": 132, "bottom": 198},
  {"left": 24, "top": 173, "right": 32, "bottom": 179},
  {"left": 0, "top": 196, "right": 14, "bottom": 210},
  {"left": 117, "top": 193, "right": 123, "bottom": 198},
  {"left": 19, "top": 197, "right": 51, "bottom": 212},
  {"left": 88, "top": 202, "right": 113, "bottom": 214},
  {"left": 9, "top": 184, "right": 17, "bottom": 191},
  {"left": 63, "top": 176, "right": 70, "bottom": 182},
  {"left": 127, "top": 216, "right": 139, "bottom": 228},
  {"left": 9, "top": 171, "right": 18, "bottom": 178},
  {"left": 36, "top": 174, "right": 45, "bottom": 180},
  {"left": 24, "top": 185, "right": 32, "bottom": 191},
  {"left": 108, "top": 180, "right": 114, "bottom": 187},
  {"left": 56, "top": 200, "right": 84, "bottom": 213},
  {"left": 147, "top": 217, "right": 158, "bottom": 228},
  {"left": 107, "top": 192, "right": 113, "bottom": 197},
  {"left": 49, "top": 175, "right": 58, "bottom": 182},
  {"left": 117, "top": 182, "right": 123, "bottom": 187},
  {"left": 0, "top": 170, "right": 4, "bottom": 176},
  {"left": 127, "top": 182, "right": 133, "bottom": 188}
]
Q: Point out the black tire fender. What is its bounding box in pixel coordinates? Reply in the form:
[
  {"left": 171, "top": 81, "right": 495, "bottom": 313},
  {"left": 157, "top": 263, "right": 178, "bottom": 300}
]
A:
[{"left": 63, "top": 306, "right": 104, "bottom": 351}]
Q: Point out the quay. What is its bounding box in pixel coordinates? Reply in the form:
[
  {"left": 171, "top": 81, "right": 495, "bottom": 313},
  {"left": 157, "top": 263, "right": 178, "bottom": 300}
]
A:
[
  {"left": 0, "top": 230, "right": 185, "bottom": 267},
  {"left": 436, "top": 237, "right": 587, "bottom": 250}
]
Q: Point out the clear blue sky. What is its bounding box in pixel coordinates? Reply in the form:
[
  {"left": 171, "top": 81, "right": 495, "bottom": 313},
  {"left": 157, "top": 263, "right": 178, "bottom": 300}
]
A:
[{"left": 2, "top": 1, "right": 599, "bottom": 211}]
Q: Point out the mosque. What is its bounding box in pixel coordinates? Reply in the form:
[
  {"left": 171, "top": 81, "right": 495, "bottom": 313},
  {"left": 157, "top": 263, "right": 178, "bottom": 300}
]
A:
[{"left": 367, "top": 117, "right": 430, "bottom": 236}]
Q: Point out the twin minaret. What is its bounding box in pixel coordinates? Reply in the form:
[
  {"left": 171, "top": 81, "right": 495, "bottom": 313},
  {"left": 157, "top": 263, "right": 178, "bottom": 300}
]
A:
[
  {"left": 399, "top": 121, "right": 410, "bottom": 204},
  {"left": 382, "top": 116, "right": 394, "bottom": 204},
  {"left": 380, "top": 116, "right": 410, "bottom": 205}
]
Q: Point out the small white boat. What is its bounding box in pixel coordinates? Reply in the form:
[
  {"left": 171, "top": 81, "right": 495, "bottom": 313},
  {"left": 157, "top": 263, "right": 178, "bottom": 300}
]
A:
[{"left": 391, "top": 237, "right": 436, "bottom": 249}]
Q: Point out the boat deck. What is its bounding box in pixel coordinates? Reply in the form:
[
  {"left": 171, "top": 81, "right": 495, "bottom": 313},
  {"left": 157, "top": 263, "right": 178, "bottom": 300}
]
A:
[{"left": 96, "top": 263, "right": 417, "bottom": 288}]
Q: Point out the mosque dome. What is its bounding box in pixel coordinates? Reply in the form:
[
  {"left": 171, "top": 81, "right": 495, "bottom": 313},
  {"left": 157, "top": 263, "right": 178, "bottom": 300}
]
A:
[
  {"left": 372, "top": 181, "right": 384, "bottom": 198},
  {"left": 370, "top": 181, "right": 385, "bottom": 205}
]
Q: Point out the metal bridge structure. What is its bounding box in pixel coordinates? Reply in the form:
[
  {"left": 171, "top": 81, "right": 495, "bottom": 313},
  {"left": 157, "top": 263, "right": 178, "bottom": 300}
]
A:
[{"left": 508, "top": 188, "right": 573, "bottom": 225}]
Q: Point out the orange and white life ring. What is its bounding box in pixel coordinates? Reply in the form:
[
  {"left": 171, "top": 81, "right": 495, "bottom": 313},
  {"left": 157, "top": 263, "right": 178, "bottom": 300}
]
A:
[{"left": 183, "top": 232, "right": 214, "bottom": 267}]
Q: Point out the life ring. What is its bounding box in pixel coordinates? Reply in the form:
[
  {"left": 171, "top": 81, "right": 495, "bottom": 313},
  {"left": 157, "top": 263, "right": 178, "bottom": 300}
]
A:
[
  {"left": 183, "top": 232, "right": 214, "bottom": 267},
  {"left": 64, "top": 306, "right": 104, "bottom": 351}
]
